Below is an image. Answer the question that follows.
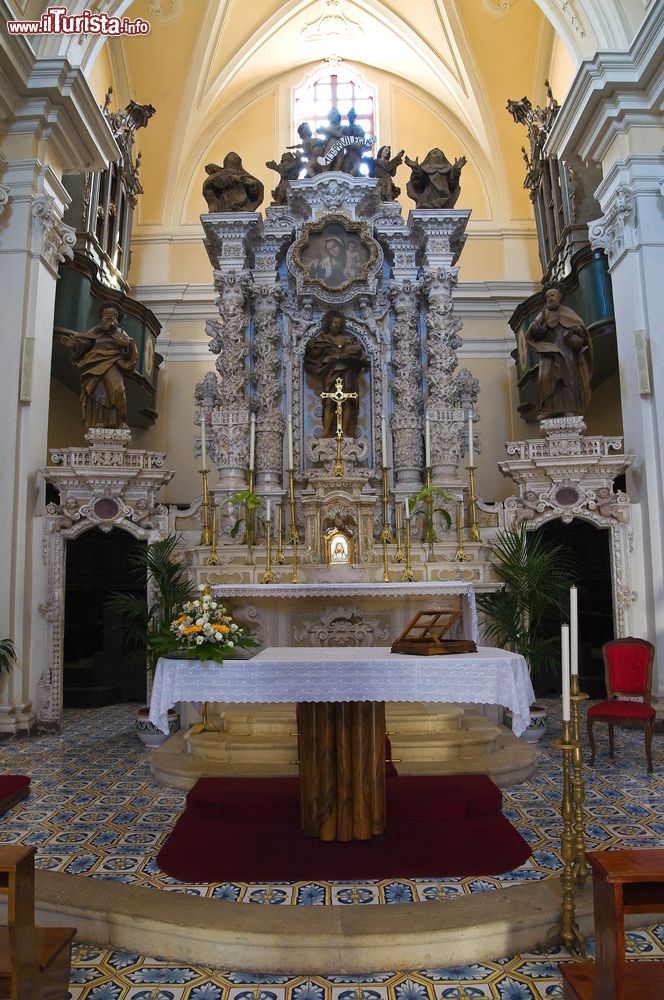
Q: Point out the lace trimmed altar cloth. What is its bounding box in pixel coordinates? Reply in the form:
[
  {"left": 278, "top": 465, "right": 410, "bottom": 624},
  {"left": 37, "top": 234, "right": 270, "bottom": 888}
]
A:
[
  {"left": 149, "top": 646, "right": 534, "bottom": 736},
  {"left": 210, "top": 581, "right": 479, "bottom": 647}
]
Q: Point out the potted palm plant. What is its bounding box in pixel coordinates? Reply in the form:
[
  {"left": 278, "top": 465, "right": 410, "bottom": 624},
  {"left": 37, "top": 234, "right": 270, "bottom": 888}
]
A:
[
  {"left": 107, "top": 533, "right": 197, "bottom": 746},
  {"left": 0, "top": 639, "right": 17, "bottom": 677},
  {"left": 476, "top": 525, "right": 573, "bottom": 741}
]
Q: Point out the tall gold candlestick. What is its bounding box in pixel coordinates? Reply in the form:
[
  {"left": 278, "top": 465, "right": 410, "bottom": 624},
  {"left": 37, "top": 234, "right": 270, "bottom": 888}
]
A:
[
  {"left": 275, "top": 504, "right": 286, "bottom": 564},
  {"left": 467, "top": 465, "right": 481, "bottom": 542},
  {"left": 454, "top": 498, "right": 469, "bottom": 561},
  {"left": 204, "top": 499, "right": 220, "bottom": 565},
  {"left": 286, "top": 468, "right": 299, "bottom": 544},
  {"left": 380, "top": 467, "right": 393, "bottom": 543},
  {"left": 550, "top": 721, "right": 587, "bottom": 957},
  {"left": 393, "top": 501, "right": 406, "bottom": 563},
  {"left": 290, "top": 536, "right": 299, "bottom": 583},
  {"left": 262, "top": 519, "right": 276, "bottom": 583},
  {"left": 571, "top": 673, "right": 589, "bottom": 884},
  {"left": 199, "top": 469, "right": 212, "bottom": 546},
  {"left": 424, "top": 466, "right": 437, "bottom": 559},
  {"left": 400, "top": 508, "right": 415, "bottom": 582}
]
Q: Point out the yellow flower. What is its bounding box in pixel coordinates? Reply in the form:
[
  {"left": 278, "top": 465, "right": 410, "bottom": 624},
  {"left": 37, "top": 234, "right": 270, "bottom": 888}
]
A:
[
  {"left": 212, "top": 624, "right": 230, "bottom": 634},
  {"left": 174, "top": 615, "right": 187, "bottom": 625},
  {"left": 183, "top": 624, "right": 203, "bottom": 636}
]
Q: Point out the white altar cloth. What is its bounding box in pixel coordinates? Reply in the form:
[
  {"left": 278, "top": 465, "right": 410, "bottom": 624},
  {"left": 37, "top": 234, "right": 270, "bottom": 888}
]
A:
[
  {"left": 150, "top": 646, "right": 534, "bottom": 737},
  {"left": 211, "top": 581, "right": 479, "bottom": 645}
]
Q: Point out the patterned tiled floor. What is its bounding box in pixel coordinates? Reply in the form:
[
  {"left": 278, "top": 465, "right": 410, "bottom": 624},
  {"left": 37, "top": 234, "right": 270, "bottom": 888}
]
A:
[{"left": 1, "top": 700, "right": 663, "bottom": 995}]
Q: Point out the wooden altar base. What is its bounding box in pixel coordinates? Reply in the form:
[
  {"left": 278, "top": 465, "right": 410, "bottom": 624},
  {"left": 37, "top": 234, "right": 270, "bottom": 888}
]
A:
[{"left": 298, "top": 701, "right": 385, "bottom": 841}]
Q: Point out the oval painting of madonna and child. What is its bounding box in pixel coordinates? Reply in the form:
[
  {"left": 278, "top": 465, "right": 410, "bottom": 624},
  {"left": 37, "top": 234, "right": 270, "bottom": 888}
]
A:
[{"left": 299, "top": 222, "right": 373, "bottom": 291}]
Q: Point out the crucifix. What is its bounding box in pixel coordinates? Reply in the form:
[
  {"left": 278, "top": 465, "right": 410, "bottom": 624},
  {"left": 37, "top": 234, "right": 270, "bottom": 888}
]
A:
[{"left": 320, "top": 376, "right": 358, "bottom": 477}]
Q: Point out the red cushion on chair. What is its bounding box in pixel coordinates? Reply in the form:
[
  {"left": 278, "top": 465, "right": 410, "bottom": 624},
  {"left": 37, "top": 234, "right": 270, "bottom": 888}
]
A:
[
  {"left": 605, "top": 642, "right": 652, "bottom": 695},
  {"left": 588, "top": 700, "right": 656, "bottom": 720}
]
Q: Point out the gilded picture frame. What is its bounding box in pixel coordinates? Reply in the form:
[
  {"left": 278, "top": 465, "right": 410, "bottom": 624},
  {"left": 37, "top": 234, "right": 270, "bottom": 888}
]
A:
[{"left": 291, "top": 215, "right": 379, "bottom": 296}]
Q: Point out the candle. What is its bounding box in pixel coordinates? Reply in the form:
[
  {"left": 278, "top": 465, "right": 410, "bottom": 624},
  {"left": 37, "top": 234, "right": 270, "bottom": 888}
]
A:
[
  {"left": 468, "top": 414, "right": 474, "bottom": 466},
  {"left": 561, "top": 624, "right": 571, "bottom": 722},
  {"left": 570, "top": 586, "right": 578, "bottom": 676},
  {"left": 381, "top": 414, "right": 388, "bottom": 461},
  {"left": 249, "top": 413, "right": 256, "bottom": 471},
  {"left": 404, "top": 497, "right": 410, "bottom": 520},
  {"left": 266, "top": 499, "right": 271, "bottom": 524},
  {"left": 287, "top": 416, "right": 294, "bottom": 469},
  {"left": 425, "top": 415, "right": 431, "bottom": 467},
  {"left": 200, "top": 415, "right": 207, "bottom": 471}
]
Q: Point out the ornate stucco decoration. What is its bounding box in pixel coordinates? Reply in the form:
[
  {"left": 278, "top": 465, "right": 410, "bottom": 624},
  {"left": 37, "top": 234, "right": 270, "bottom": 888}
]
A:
[
  {"left": 481, "top": 0, "right": 513, "bottom": 14},
  {"left": 38, "top": 427, "right": 173, "bottom": 730},
  {"left": 0, "top": 184, "right": 10, "bottom": 217},
  {"left": 31, "top": 194, "right": 76, "bottom": 272},
  {"left": 588, "top": 186, "right": 637, "bottom": 265},
  {"left": 287, "top": 173, "right": 382, "bottom": 224},
  {"left": 293, "top": 607, "right": 388, "bottom": 648},
  {"left": 500, "top": 416, "right": 635, "bottom": 636},
  {"left": 301, "top": 0, "right": 363, "bottom": 42},
  {"left": 146, "top": 0, "right": 180, "bottom": 22},
  {"left": 558, "top": 0, "right": 585, "bottom": 37}
]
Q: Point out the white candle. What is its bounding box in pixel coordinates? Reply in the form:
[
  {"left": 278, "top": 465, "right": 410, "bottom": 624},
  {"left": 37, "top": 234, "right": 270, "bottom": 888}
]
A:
[
  {"left": 468, "top": 414, "right": 474, "bottom": 466},
  {"left": 404, "top": 497, "right": 410, "bottom": 520},
  {"left": 561, "top": 624, "right": 571, "bottom": 722},
  {"left": 570, "top": 586, "right": 578, "bottom": 677},
  {"left": 200, "top": 416, "right": 207, "bottom": 471},
  {"left": 425, "top": 415, "right": 431, "bottom": 467},
  {"left": 381, "top": 414, "right": 388, "bottom": 461},
  {"left": 287, "top": 416, "right": 294, "bottom": 470},
  {"left": 266, "top": 499, "right": 271, "bottom": 524},
  {"left": 249, "top": 413, "right": 256, "bottom": 471}
]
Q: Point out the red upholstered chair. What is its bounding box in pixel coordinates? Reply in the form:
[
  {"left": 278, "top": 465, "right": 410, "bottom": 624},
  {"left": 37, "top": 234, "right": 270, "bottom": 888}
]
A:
[{"left": 587, "top": 637, "right": 656, "bottom": 772}]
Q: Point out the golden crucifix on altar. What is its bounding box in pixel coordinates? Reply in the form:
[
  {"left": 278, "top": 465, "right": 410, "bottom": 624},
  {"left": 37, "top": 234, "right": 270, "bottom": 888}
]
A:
[{"left": 320, "top": 376, "right": 358, "bottom": 477}]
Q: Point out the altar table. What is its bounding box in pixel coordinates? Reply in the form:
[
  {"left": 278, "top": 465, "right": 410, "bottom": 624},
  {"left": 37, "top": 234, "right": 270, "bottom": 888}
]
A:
[
  {"left": 150, "top": 646, "right": 534, "bottom": 736},
  {"left": 151, "top": 647, "right": 533, "bottom": 839}
]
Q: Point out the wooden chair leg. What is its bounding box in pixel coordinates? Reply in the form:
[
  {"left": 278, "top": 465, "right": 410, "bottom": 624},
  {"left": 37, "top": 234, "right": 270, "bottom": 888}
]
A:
[
  {"left": 588, "top": 717, "right": 596, "bottom": 765},
  {"left": 608, "top": 724, "right": 615, "bottom": 758},
  {"left": 645, "top": 720, "right": 653, "bottom": 773}
]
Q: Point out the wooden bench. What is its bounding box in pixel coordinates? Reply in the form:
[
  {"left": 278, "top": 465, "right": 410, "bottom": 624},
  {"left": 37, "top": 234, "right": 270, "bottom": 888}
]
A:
[
  {"left": 560, "top": 848, "right": 664, "bottom": 999},
  {"left": 0, "top": 845, "right": 76, "bottom": 1000}
]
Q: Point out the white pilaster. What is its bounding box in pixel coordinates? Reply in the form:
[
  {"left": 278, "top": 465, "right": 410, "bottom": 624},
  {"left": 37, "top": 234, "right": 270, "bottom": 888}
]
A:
[
  {"left": 589, "top": 155, "right": 664, "bottom": 687},
  {"left": 0, "top": 21, "right": 118, "bottom": 730}
]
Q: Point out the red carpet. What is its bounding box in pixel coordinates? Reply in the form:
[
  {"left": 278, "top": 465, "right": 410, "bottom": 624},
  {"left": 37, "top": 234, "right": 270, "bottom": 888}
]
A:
[
  {"left": 157, "top": 775, "right": 531, "bottom": 882},
  {"left": 0, "top": 775, "right": 30, "bottom": 816}
]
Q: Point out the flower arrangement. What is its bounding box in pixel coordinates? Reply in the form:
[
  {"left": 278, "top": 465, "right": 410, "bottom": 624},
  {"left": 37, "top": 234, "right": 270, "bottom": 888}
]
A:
[{"left": 151, "top": 585, "right": 257, "bottom": 664}]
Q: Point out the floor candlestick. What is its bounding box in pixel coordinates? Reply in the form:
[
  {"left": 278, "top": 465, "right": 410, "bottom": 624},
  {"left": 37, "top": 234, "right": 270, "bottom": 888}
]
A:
[
  {"left": 286, "top": 468, "right": 299, "bottom": 544},
  {"left": 550, "top": 721, "right": 587, "bottom": 957},
  {"left": 571, "top": 673, "right": 589, "bottom": 884}
]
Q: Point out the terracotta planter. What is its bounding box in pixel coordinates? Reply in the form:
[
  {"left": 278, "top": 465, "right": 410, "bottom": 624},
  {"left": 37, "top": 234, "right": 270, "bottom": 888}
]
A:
[{"left": 135, "top": 706, "right": 179, "bottom": 748}]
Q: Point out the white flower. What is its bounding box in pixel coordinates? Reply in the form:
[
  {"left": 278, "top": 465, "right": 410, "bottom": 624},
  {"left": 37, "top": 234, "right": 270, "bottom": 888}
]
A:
[
  {"left": 193, "top": 600, "right": 200, "bottom": 608},
  {"left": 211, "top": 602, "right": 218, "bottom": 609},
  {"left": 230, "top": 624, "right": 238, "bottom": 632},
  {"left": 196, "top": 617, "right": 205, "bottom": 626},
  {"left": 197, "top": 583, "right": 205, "bottom": 591},
  {"left": 227, "top": 641, "right": 234, "bottom": 647},
  {"left": 195, "top": 636, "right": 204, "bottom": 645}
]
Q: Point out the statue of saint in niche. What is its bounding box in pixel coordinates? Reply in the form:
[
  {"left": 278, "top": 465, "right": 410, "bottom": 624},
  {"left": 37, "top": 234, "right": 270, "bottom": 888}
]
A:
[
  {"left": 370, "top": 145, "right": 404, "bottom": 202},
  {"left": 202, "top": 153, "right": 264, "bottom": 212},
  {"left": 404, "top": 148, "right": 467, "bottom": 209},
  {"left": 304, "top": 312, "right": 369, "bottom": 438},
  {"left": 62, "top": 303, "right": 138, "bottom": 428},
  {"left": 525, "top": 284, "right": 593, "bottom": 420}
]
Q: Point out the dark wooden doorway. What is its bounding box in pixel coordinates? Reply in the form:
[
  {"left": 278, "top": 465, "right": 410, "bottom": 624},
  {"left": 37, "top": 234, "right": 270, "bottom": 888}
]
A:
[
  {"left": 63, "top": 528, "right": 146, "bottom": 707},
  {"left": 538, "top": 518, "right": 613, "bottom": 698}
]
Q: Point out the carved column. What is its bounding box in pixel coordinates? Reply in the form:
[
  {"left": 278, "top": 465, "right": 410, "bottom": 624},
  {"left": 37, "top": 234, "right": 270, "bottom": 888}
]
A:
[
  {"left": 413, "top": 211, "right": 472, "bottom": 484},
  {"left": 205, "top": 269, "right": 251, "bottom": 491},
  {"left": 252, "top": 283, "right": 283, "bottom": 490},
  {"left": 389, "top": 279, "right": 423, "bottom": 487}
]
